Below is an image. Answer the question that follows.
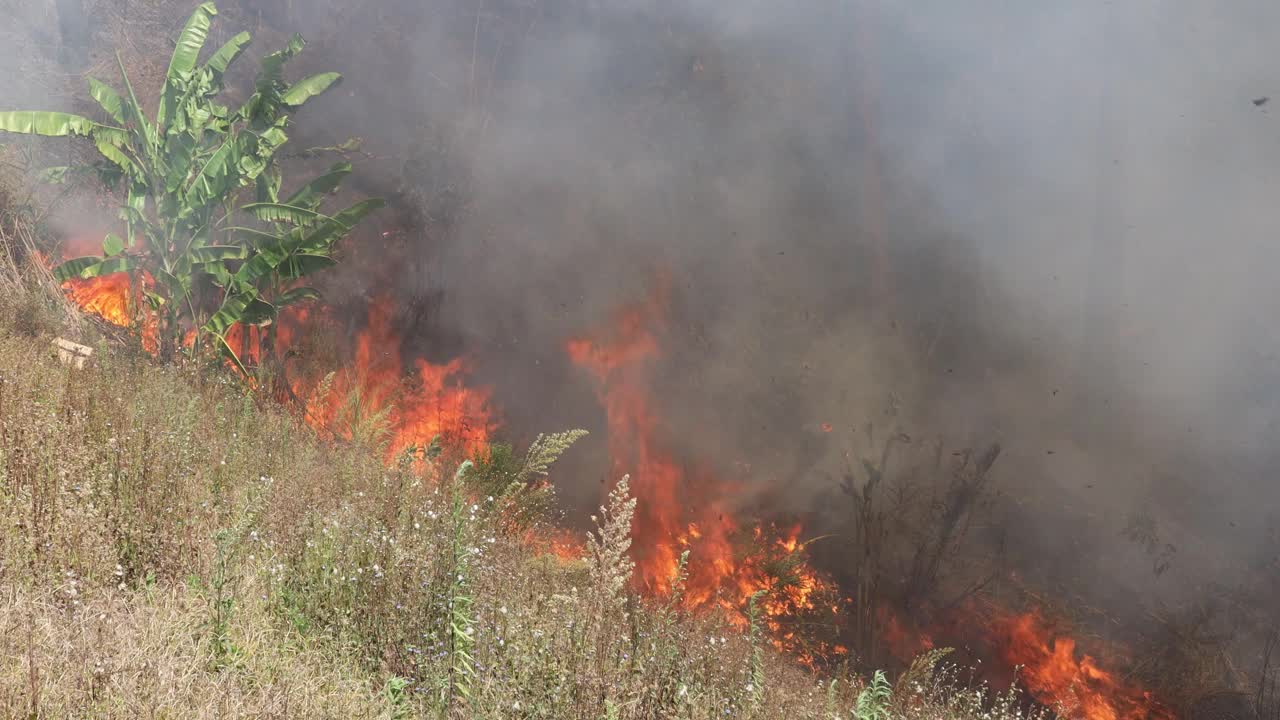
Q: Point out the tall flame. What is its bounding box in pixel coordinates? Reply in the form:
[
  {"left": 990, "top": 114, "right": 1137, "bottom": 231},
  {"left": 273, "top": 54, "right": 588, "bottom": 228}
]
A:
[{"left": 566, "top": 275, "right": 841, "bottom": 657}]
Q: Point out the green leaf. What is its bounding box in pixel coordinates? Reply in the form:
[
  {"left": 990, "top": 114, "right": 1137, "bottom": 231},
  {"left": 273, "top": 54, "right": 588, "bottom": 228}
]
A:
[
  {"left": 159, "top": 2, "right": 218, "bottom": 131},
  {"left": 153, "top": 267, "right": 190, "bottom": 298},
  {"left": 330, "top": 197, "right": 385, "bottom": 228},
  {"left": 283, "top": 162, "right": 351, "bottom": 209},
  {"left": 190, "top": 245, "right": 251, "bottom": 264},
  {"left": 53, "top": 256, "right": 105, "bottom": 282},
  {"left": 91, "top": 256, "right": 137, "bottom": 276},
  {"left": 185, "top": 136, "right": 240, "bottom": 209},
  {"left": 204, "top": 31, "right": 251, "bottom": 78},
  {"left": 115, "top": 52, "right": 157, "bottom": 159},
  {"left": 142, "top": 289, "right": 167, "bottom": 309},
  {"left": 263, "top": 34, "right": 306, "bottom": 74},
  {"left": 240, "top": 202, "right": 322, "bottom": 226},
  {"left": 275, "top": 286, "right": 320, "bottom": 307},
  {"left": 203, "top": 288, "right": 258, "bottom": 336},
  {"left": 295, "top": 198, "right": 384, "bottom": 253},
  {"left": 87, "top": 78, "right": 126, "bottom": 124},
  {"left": 224, "top": 226, "right": 284, "bottom": 245},
  {"left": 123, "top": 187, "right": 146, "bottom": 247},
  {"left": 230, "top": 236, "right": 293, "bottom": 289},
  {"left": 204, "top": 262, "right": 232, "bottom": 287},
  {"left": 102, "top": 233, "right": 126, "bottom": 256},
  {"left": 40, "top": 166, "right": 71, "bottom": 184},
  {"left": 239, "top": 298, "right": 277, "bottom": 325},
  {"left": 279, "top": 253, "right": 336, "bottom": 279},
  {"left": 238, "top": 34, "right": 306, "bottom": 126},
  {"left": 91, "top": 128, "right": 141, "bottom": 178},
  {"left": 164, "top": 131, "right": 197, "bottom": 193},
  {"left": 55, "top": 254, "right": 136, "bottom": 282},
  {"left": 256, "top": 167, "right": 282, "bottom": 204},
  {"left": 281, "top": 73, "right": 341, "bottom": 107},
  {"left": 0, "top": 111, "right": 97, "bottom": 137}
]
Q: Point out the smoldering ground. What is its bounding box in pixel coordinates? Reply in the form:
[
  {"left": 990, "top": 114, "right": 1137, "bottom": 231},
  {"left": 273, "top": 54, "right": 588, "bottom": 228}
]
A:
[{"left": 5, "top": 0, "right": 1280, "bottom": 671}]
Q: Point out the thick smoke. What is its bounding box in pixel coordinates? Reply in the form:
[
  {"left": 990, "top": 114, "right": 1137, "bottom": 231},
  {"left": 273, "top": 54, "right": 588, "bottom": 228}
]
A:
[
  {"left": 304, "top": 0, "right": 1280, "bottom": 624},
  {"left": 5, "top": 0, "right": 1280, "bottom": 670}
]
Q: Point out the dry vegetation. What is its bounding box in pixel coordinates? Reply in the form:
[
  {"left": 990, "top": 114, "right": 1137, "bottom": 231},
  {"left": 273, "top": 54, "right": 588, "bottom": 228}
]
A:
[{"left": 0, "top": 225, "right": 1055, "bottom": 719}]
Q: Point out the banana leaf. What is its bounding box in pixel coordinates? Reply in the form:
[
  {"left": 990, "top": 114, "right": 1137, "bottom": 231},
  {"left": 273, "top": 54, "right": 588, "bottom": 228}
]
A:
[
  {"left": 209, "top": 332, "right": 249, "bottom": 377},
  {"left": 281, "top": 73, "right": 341, "bottom": 107},
  {"left": 224, "top": 226, "right": 284, "bottom": 245},
  {"left": 53, "top": 256, "right": 105, "bottom": 282},
  {"left": 240, "top": 202, "right": 322, "bottom": 226},
  {"left": 203, "top": 287, "right": 258, "bottom": 336},
  {"left": 158, "top": 2, "right": 217, "bottom": 131},
  {"left": 90, "top": 256, "right": 138, "bottom": 276},
  {"left": 283, "top": 162, "right": 351, "bottom": 209},
  {"left": 279, "top": 253, "right": 336, "bottom": 279},
  {"left": 0, "top": 111, "right": 97, "bottom": 137},
  {"left": 185, "top": 136, "right": 240, "bottom": 209},
  {"left": 294, "top": 198, "right": 385, "bottom": 253},
  {"left": 115, "top": 53, "right": 156, "bottom": 157},
  {"left": 275, "top": 286, "right": 320, "bottom": 307},
  {"left": 204, "top": 31, "right": 251, "bottom": 81},
  {"left": 87, "top": 78, "right": 126, "bottom": 124},
  {"left": 190, "top": 245, "right": 251, "bottom": 264},
  {"left": 239, "top": 298, "right": 277, "bottom": 325},
  {"left": 103, "top": 233, "right": 126, "bottom": 256}
]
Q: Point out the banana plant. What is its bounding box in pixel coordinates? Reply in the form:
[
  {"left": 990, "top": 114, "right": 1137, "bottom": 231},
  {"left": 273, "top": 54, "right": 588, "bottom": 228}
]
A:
[{"left": 0, "top": 2, "right": 382, "bottom": 372}]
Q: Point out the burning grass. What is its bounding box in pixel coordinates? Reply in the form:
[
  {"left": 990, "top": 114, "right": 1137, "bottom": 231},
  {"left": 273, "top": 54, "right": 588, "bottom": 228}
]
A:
[
  {"left": 566, "top": 274, "right": 847, "bottom": 664},
  {"left": 996, "top": 611, "right": 1175, "bottom": 720},
  {"left": 12, "top": 241, "right": 1191, "bottom": 717},
  {"left": 0, "top": 287, "right": 1064, "bottom": 719}
]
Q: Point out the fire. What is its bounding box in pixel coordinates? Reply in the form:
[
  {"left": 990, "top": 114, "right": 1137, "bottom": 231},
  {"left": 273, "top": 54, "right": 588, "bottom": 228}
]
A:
[
  {"left": 523, "top": 526, "right": 587, "bottom": 562},
  {"left": 61, "top": 273, "right": 131, "bottom": 326},
  {"left": 289, "top": 296, "right": 496, "bottom": 460},
  {"left": 566, "top": 275, "right": 841, "bottom": 656},
  {"left": 996, "top": 611, "right": 1173, "bottom": 720},
  {"left": 53, "top": 235, "right": 494, "bottom": 461},
  {"left": 59, "top": 270, "right": 161, "bottom": 353}
]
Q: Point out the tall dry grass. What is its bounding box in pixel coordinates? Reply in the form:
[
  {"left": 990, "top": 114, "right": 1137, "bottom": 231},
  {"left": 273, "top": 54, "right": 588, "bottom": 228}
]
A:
[{"left": 0, "top": 250, "right": 1052, "bottom": 718}]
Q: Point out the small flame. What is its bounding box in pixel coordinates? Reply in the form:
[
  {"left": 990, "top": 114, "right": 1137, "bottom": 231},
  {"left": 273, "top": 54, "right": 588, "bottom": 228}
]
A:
[
  {"left": 291, "top": 296, "right": 496, "bottom": 460},
  {"left": 997, "top": 611, "right": 1174, "bottom": 720},
  {"left": 51, "top": 235, "right": 494, "bottom": 461}
]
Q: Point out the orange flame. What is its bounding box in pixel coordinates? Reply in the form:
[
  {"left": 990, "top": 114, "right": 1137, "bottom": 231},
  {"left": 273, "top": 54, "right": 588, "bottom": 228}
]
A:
[
  {"left": 566, "top": 275, "right": 841, "bottom": 657},
  {"left": 61, "top": 274, "right": 131, "bottom": 326},
  {"left": 997, "top": 611, "right": 1173, "bottom": 720},
  {"left": 59, "top": 271, "right": 161, "bottom": 353},
  {"left": 291, "top": 296, "right": 496, "bottom": 460},
  {"left": 52, "top": 234, "right": 495, "bottom": 460}
]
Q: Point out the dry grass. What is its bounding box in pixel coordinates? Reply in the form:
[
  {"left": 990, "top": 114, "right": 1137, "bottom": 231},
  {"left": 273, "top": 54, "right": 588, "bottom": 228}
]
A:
[
  {"left": 0, "top": 255, "right": 1051, "bottom": 718},
  {"left": 0, "top": 587, "right": 390, "bottom": 719}
]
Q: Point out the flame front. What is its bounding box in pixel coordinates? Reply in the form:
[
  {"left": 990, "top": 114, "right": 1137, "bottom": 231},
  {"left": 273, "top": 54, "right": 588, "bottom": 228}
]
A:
[
  {"left": 59, "top": 272, "right": 162, "bottom": 353},
  {"left": 52, "top": 243, "right": 1177, "bottom": 706},
  {"left": 997, "top": 611, "right": 1174, "bottom": 720},
  {"left": 54, "top": 233, "right": 494, "bottom": 461},
  {"left": 288, "top": 297, "right": 496, "bottom": 459},
  {"left": 61, "top": 274, "right": 131, "bottom": 326},
  {"left": 566, "top": 276, "right": 840, "bottom": 657}
]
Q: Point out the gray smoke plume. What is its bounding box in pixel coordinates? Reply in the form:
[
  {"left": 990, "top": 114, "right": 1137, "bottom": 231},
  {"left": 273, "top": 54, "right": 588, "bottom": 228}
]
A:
[{"left": 5, "top": 0, "right": 1280, "bottom": 681}]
